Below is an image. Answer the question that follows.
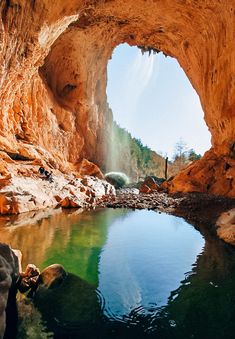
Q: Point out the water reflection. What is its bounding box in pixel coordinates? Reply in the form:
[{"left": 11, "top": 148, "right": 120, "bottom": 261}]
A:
[
  {"left": 1, "top": 208, "right": 235, "bottom": 338},
  {"left": 0, "top": 208, "right": 127, "bottom": 285},
  {"left": 98, "top": 211, "right": 204, "bottom": 318},
  {"left": 34, "top": 273, "right": 103, "bottom": 338}
]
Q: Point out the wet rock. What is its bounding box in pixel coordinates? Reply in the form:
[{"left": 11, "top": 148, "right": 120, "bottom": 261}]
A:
[
  {"left": 38, "top": 264, "right": 67, "bottom": 289},
  {"left": 0, "top": 243, "right": 20, "bottom": 339},
  {"left": 34, "top": 272, "right": 102, "bottom": 336},
  {"left": 17, "top": 264, "right": 40, "bottom": 293}
]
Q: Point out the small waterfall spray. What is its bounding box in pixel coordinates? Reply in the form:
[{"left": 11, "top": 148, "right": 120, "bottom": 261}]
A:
[{"left": 105, "top": 47, "right": 160, "bottom": 182}]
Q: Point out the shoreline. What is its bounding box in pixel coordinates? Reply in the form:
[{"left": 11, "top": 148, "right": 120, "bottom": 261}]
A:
[
  {"left": 0, "top": 187, "right": 234, "bottom": 245},
  {"left": 97, "top": 190, "right": 235, "bottom": 246},
  {"left": 0, "top": 190, "right": 234, "bottom": 338}
]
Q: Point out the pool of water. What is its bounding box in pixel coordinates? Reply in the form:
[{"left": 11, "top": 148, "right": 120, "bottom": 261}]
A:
[{"left": 1, "top": 208, "right": 235, "bottom": 339}]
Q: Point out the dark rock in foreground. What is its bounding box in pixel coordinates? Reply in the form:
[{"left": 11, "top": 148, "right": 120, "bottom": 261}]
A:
[
  {"left": 0, "top": 244, "right": 20, "bottom": 339},
  {"left": 34, "top": 268, "right": 103, "bottom": 337}
]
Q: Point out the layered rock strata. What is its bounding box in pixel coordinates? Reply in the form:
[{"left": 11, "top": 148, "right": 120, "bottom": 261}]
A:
[{"left": 0, "top": 0, "right": 234, "bottom": 212}]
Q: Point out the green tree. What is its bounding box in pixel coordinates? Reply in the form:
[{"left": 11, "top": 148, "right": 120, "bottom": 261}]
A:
[{"left": 187, "top": 149, "right": 201, "bottom": 161}]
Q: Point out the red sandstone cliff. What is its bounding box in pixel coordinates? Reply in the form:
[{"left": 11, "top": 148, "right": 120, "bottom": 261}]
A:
[{"left": 0, "top": 0, "right": 234, "bottom": 212}]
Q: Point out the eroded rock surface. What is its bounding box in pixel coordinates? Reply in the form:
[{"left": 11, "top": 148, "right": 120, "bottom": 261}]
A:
[
  {"left": 0, "top": 0, "right": 234, "bottom": 213},
  {"left": 139, "top": 176, "right": 160, "bottom": 194},
  {"left": 216, "top": 209, "right": 235, "bottom": 245},
  {"left": 0, "top": 160, "right": 115, "bottom": 214},
  {"left": 0, "top": 243, "right": 19, "bottom": 339},
  {"left": 166, "top": 150, "right": 235, "bottom": 197}
]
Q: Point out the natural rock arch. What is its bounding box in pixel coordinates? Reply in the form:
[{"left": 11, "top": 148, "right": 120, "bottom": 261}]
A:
[{"left": 0, "top": 0, "right": 234, "bottom": 197}]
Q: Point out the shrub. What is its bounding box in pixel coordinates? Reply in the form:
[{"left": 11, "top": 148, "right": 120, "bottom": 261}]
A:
[{"left": 105, "top": 172, "right": 129, "bottom": 189}]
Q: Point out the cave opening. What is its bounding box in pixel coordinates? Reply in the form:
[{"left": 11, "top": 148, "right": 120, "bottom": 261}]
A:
[{"left": 105, "top": 43, "right": 211, "bottom": 184}]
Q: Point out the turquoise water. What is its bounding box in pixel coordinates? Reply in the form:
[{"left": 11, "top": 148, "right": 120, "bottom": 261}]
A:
[{"left": 2, "top": 208, "right": 235, "bottom": 338}]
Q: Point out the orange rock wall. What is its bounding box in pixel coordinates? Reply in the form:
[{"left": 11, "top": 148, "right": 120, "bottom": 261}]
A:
[{"left": 0, "top": 0, "right": 234, "bottom": 196}]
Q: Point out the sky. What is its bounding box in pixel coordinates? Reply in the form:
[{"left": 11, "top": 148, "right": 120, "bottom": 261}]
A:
[{"left": 107, "top": 43, "right": 211, "bottom": 160}]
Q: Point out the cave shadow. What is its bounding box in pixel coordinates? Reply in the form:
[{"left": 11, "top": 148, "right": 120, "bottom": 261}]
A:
[{"left": 30, "top": 221, "right": 235, "bottom": 339}]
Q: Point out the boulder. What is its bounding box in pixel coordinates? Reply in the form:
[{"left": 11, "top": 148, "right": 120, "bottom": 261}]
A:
[
  {"left": 139, "top": 184, "right": 152, "bottom": 194},
  {"left": 139, "top": 176, "right": 159, "bottom": 194},
  {"left": 76, "top": 159, "right": 104, "bottom": 179},
  {"left": 38, "top": 264, "right": 67, "bottom": 289},
  {"left": 59, "top": 196, "right": 82, "bottom": 208},
  {"left": 34, "top": 272, "right": 102, "bottom": 337}
]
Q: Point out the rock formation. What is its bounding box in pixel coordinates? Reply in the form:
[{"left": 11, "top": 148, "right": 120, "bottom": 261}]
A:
[
  {"left": 34, "top": 271, "right": 102, "bottom": 337},
  {"left": 139, "top": 176, "right": 159, "bottom": 194},
  {"left": 0, "top": 0, "right": 234, "bottom": 213},
  {"left": 0, "top": 243, "right": 20, "bottom": 339},
  {"left": 38, "top": 264, "right": 67, "bottom": 289},
  {"left": 216, "top": 208, "right": 235, "bottom": 245},
  {"left": 0, "top": 162, "right": 115, "bottom": 214}
]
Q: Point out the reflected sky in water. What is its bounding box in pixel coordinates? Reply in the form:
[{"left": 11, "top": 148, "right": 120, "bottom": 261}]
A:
[
  {"left": 98, "top": 210, "right": 204, "bottom": 318},
  {"left": 5, "top": 208, "right": 235, "bottom": 339},
  {"left": 0, "top": 208, "right": 204, "bottom": 316}
]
